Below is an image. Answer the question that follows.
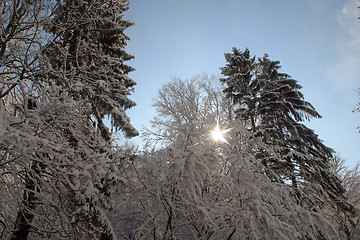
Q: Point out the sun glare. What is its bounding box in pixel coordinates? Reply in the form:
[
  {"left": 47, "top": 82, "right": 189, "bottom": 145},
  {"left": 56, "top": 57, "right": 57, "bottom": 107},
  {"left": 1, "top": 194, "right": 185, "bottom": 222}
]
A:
[{"left": 211, "top": 120, "right": 231, "bottom": 144}]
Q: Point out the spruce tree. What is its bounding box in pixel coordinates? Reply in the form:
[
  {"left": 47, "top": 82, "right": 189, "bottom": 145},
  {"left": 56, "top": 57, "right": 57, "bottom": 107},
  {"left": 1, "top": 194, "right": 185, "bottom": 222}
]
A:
[
  {"left": 1, "top": 0, "right": 137, "bottom": 239},
  {"left": 45, "top": 0, "right": 138, "bottom": 140},
  {"left": 220, "top": 48, "right": 354, "bottom": 225},
  {"left": 43, "top": 0, "right": 138, "bottom": 238}
]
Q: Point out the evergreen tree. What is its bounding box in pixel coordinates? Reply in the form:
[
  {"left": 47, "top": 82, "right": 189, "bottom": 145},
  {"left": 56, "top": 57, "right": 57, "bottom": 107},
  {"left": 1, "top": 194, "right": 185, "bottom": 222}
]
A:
[
  {"left": 1, "top": 0, "right": 137, "bottom": 239},
  {"left": 220, "top": 48, "right": 355, "bottom": 234},
  {"left": 45, "top": 0, "right": 138, "bottom": 140}
]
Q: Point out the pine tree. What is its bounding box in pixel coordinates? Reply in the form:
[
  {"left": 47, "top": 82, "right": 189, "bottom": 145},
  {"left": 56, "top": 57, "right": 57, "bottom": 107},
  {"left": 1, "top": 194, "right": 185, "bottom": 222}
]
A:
[{"left": 220, "top": 48, "right": 355, "bottom": 234}]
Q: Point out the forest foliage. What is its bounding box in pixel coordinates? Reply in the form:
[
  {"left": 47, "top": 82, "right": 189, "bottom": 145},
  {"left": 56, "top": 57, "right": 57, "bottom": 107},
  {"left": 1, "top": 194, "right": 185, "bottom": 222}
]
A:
[
  {"left": 1, "top": 1, "right": 359, "bottom": 240},
  {"left": 1, "top": 0, "right": 136, "bottom": 239}
]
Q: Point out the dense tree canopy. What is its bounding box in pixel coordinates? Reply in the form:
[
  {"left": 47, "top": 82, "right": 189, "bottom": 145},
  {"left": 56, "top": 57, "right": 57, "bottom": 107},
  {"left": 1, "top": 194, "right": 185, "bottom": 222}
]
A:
[
  {"left": 107, "top": 76, "right": 355, "bottom": 239},
  {"left": 1, "top": 0, "right": 136, "bottom": 239},
  {"left": 1, "top": 1, "right": 358, "bottom": 239}
]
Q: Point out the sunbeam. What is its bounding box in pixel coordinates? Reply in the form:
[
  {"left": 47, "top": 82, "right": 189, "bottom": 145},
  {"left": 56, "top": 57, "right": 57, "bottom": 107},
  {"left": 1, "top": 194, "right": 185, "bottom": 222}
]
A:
[{"left": 210, "top": 119, "right": 231, "bottom": 144}]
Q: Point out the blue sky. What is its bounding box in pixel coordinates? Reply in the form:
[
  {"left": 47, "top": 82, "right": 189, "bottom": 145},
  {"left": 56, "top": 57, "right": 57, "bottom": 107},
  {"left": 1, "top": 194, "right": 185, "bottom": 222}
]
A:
[{"left": 123, "top": 0, "right": 360, "bottom": 167}]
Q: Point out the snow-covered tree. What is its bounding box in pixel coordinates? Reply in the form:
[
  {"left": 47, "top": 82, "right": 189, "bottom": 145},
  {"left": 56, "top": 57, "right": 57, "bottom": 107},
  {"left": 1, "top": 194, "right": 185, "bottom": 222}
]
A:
[
  {"left": 108, "top": 76, "right": 350, "bottom": 239},
  {"left": 112, "top": 142, "right": 345, "bottom": 239},
  {"left": 0, "top": 0, "right": 50, "bottom": 104},
  {"left": 331, "top": 155, "right": 360, "bottom": 210},
  {"left": 0, "top": 0, "right": 137, "bottom": 239},
  {"left": 219, "top": 48, "right": 354, "bottom": 230},
  {"left": 142, "top": 75, "right": 227, "bottom": 149},
  {"left": 45, "top": 0, "right": 138, "bottom": 140}
]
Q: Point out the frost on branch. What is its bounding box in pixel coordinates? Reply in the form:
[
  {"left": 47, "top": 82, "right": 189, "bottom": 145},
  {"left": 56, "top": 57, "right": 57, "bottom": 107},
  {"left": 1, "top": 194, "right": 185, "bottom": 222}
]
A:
[
  {"left": 111, "top": 121, "right": 342, "bottom": 239},
  {"left": 45, "top": 0, "right": 138, "bottom": 139},
  {"left": 1, "top": 0, "right": 137, "bottom": 239},
  {"left": 0, "top": 84, "right": 125, "bottom": 238},
  {"left": 108, "top": 76, "right": 351, "bottom": 239},
  {"left": 220, "top": 48, "right": 356, "bottom": 235}
]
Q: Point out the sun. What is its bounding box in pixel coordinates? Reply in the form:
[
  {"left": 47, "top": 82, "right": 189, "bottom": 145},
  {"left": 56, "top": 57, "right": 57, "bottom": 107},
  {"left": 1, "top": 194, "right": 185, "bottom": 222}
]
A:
[{"left": 210, "top": 120, "right": 231, "bottom": 144}]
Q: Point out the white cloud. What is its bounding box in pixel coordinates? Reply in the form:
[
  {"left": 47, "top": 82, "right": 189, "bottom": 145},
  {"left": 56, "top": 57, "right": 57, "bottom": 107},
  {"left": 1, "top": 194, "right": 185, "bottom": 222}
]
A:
[
  {"left": 337, "top": 0, "right": 360, "bottom": 51},
  {"left": 333, "top": 0, "right": 360, "bottom": 87}
]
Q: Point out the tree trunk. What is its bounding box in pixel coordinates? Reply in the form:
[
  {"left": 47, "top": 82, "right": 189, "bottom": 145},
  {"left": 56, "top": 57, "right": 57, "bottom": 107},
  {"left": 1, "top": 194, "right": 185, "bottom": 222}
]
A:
[{"left": 10, "top": 161, "right": 43, "bottom": 240}]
